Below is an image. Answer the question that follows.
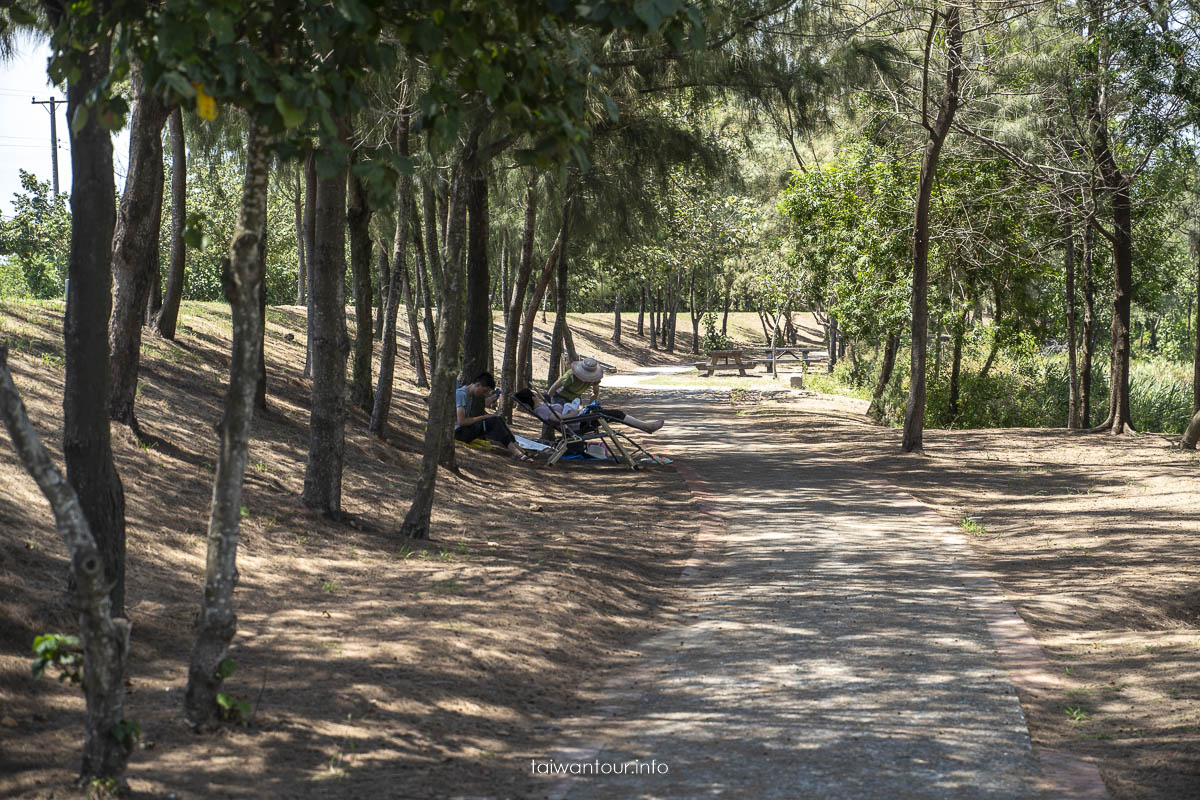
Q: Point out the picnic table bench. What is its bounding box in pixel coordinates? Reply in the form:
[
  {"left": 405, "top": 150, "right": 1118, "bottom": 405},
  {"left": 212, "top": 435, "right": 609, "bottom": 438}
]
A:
[
  {"left": 694, "top": 350, "right": 760, "bottom": 376},
  {"left": 744, "top": 346, "right": 829, "bottom": 373}
]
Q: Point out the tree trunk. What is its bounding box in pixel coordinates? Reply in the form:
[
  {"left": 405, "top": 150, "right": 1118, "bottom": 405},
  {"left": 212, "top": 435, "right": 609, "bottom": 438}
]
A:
[
  {"left": 0, "top": 348, "right": 133, "bottom": 787},
  {"left": 721, "top": 283, "right": 731, "bottom": 335},
  {"left": 155, "top": 107, "right": 188, "bottom": 339},
  {"left": 828, "top": 313, "right": 838, "bottom": 373},
  {"left": 1183, "top": 409, "right": 1200, "bottom": 450},
  {"left": 400, "top": 148, "right": 472, "bottom": 540},
  {"left": 515, "top": 218, "right": 566, "bottom": 391},
  {"left": 374, "top": 240, "right": 387, "bottom": 339},
  {"left": 688, "top": 271, "right": 699, "bottom": 354},
  {"left": 295, "top": 167, "right": 306, "bottom": 306},
  {"left": 613, "top": 292, "right": 623, "bottom": 346},
  {"left": 500, "top": 177, "right": 538, "bottom": 418},
  {"left": 1080, "top": 222, "right": 1096, "bottom": 426},
  {"left": 666, "top": 279, "right": 679, "bottom": 353},
  {"left": 108, "top": 63, "right": 170, "bottom": 431},
  {"left": 422, "top": 180, "right": 445, "bottom": 298},
  {"left": 1065, "top": 223, "right": 1079, "bottom": 428},
  {"left": 254, "top": 213, "right": 268, "bottom": 412},
  {"left": 370, "top": 109, "right": 414, "bottom": 437},
  {"left": 868, "top": 332, "right": 899, "bottom": 421},
  {"left": 947, "top": 309, "right": 967, "bottom": 422},
  {"left": 63, "top": 30, "right": 127, "bottom": 622},
  {"left": 637, "top": 284, "right": 646, "bottom": 335},
  {"left": 412, "top": 205, "right": 437, "bottom": 374},
  {"left": 903, "top": 5, "right": 962, "bottom": 455},
  {"left": 460, "top": 160, "right": 491, "bottom": 387},
  {"left": 1097, "top": 181, "right": 1134, "bottom": 433},
  {"left": 184, "top": 122, "right": 271, "bottom": 730},
  {"left": 1192, "top": 232, "right": 1200, "bottom": 415},
  {"left": 347, "top": 164, "right": 375, "bottom": 413},
  {"left": 649, "top": 295, "right": 658, "bottom": 349},
  {"left": 302, "top": 150, "right": 317, "bottom": 379},
  {"left": 302, "top": 146, "right": 350, "bottom": 516}
]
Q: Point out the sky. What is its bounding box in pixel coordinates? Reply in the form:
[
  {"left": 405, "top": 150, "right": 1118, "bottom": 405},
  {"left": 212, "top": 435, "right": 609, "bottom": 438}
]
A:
[{"left": 0, "top": 37, "right": 131, "bottom": 220}]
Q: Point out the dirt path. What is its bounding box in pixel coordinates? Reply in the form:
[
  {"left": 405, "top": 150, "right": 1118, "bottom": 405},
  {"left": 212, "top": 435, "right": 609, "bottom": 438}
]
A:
[{"left": 535, "top": 384, "right": 1100, "bottom": 799}]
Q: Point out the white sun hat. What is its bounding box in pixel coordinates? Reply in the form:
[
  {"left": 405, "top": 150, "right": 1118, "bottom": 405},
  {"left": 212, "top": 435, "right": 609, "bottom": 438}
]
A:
[{"left": 571, "top": 357, "right": 604, "bottom": 383}]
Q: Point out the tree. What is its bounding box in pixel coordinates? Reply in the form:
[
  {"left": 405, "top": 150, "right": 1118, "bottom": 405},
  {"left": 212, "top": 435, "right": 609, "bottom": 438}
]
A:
[{"left": 0, "top": 171, "right": 70, "bottom": 298}]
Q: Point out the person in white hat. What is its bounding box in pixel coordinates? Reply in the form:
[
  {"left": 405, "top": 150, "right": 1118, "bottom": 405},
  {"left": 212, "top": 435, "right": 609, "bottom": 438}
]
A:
[{"left": 546, "top": 358, "right": 664, "bottom": 434}]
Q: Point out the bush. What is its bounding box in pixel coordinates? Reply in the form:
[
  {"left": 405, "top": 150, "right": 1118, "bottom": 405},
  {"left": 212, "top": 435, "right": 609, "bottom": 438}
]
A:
[
  {"left": 700, "top": 312, "right": 733, "bottom": 354},
  {"left": 811, "top": 339, "right": 1195, "bottom": 433}
]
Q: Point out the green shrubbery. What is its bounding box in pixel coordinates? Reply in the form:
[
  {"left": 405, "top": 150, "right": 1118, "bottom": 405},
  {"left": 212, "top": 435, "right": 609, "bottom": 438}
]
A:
[{"left": 814, "top": 341, "right": 1195, "bottom": 434}]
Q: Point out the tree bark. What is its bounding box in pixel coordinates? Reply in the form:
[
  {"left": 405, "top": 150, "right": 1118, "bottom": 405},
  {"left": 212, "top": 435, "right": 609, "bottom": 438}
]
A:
[
  {"left": 62, "top": 28, "right": 127, "bottom": 621},
  {"left": 375, "top": 240, "right": 388, "bottom": 339},
  {"left": 947, "top": 309, "right": 967, "bottom": 422},
  {"left": 0, "top": 347, "right": 133, "bottom": 787},
  {"left": 108, "top": 63, "right": 170, "bottom": 431},
  {"left": 301, "top": 146, "right": 350, "bottom": 516},
  {"left": 828, "top": 313, "right": 839, "bottom": 372},
  {"left": 638, "top": 284, "right": 646, "bottom": 335},
  {"left": 666, "top": 278, "right": 679, "bottom": 353},
  {"left": 254, "top": 213, "right": 268, "bottom": 412},
  {"left": 1192, "top": 231, "right": 1200, "bottom": 415},
  {"left": 295, "top": 168, "right": 306, "bottom": 306},
  {"left": 868, "top": 332, "right": 899, "bottom": 422},
  {"left": 1065, "top": 223, "right": 1079, "bottom": 428},
  {"left": 302, "top": 150, "right": 317, "bottom": 379},
  {"left": 1183, "top": 409, "right": 1200, "bottom": 450},
  {"left": 1080, "top": 222, "right": 1096, "bottom": 426},
  {"left": 500, "top": 177, "right": 538, "bottom": 417},
  {"left": 370, "top": 106, "right": 414, "bottom": 437},
  {"left": 184, "top": 123, "right": 271, "bottom": 729},
  {"left": 613, "top": 292, "right": 623, "bottom": 346},
  {"left": 411, "top": 211, "right": 437, "bottom": 378},
  {"left": 400, "top": 148, "right": 472, "bottom": 540},
  {"left": 547, "top": 198, "right": 574, "bottom": 385},
  {"left": 903, "top": 5, "right": 963, "bottom": 454},
  {"left": 721, "top": 283, "right": 732, "bottom": 335},
  {"left": 516, "top": 216, "right": 566, "bottom": 391},
  {"left": 460, "top": 159, "right": 491, "bottom": 387},
  {"left": 347, "top": 164, "right": 375, "bottom": 413},
  {"left": 155, "top": 107, "right": 188, "bottom": 339}
]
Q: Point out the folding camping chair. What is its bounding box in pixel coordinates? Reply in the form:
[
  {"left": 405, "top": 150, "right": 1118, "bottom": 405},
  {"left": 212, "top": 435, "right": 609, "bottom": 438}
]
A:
[{"left": 510, "top": 393, "right": 665, "bottom": 470}]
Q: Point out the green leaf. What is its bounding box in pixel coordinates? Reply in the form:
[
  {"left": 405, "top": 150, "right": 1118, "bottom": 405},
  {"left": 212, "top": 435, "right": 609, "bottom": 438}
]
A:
[
  {"left": 162, "top": 72, "right": 197, "bottom": 100},
  {"left": 274, "top": 94, "right": 306, "bottom": 129},
  {"left": 216, "top": 658, "right": 238, "bottom": 679},
  {"left": 70, "top": 106, "right": 89, "bottom": 135},
  {"left": 477, "top": 64, "right": 504, "bottom": 101},
  {"left": 206, "top": 10, "right": 235, "bottom": 45},
  {"left": 414, "top": 20, "right": 443, "bottom": 53},
  {"left": 217, "top": 692, "right": 235, "bottom": 709}
]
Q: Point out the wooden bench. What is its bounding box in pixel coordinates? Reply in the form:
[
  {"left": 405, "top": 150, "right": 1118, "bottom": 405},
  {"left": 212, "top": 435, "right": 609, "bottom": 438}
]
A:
[{"left": 695, "top": 350, "right": 759, "bottom": 376}]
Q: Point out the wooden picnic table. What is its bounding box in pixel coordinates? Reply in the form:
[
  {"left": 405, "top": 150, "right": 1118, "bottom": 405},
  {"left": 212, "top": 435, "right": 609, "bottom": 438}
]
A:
[
  {"left": 743, "top": 346, "right": 828, "bottom": 374},
  {"left": 694, "top": 349, "right": 760, "bottom": 377}
]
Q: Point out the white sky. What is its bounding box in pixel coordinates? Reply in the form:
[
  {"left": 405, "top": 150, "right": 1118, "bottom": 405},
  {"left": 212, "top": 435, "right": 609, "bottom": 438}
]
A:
[{"left": 0, "top": 37, "right": 131, "bottom": 220}]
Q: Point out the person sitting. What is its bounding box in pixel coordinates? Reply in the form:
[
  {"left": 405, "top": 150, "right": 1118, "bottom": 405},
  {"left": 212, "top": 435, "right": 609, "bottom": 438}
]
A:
[
  {"left": 513, "top": 387, "right": 587, "bottom": 433},
  {"left": 535, "top": 358, "right": 665, "bottom": 434},
  {"left": 455, "top": 372, "right": 531, "bottom": 461}
]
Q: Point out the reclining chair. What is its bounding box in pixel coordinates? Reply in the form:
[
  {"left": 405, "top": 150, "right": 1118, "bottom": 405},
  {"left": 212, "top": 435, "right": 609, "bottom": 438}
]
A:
[{"left": 510, "top": 393, "right": 663, "bottom": 470}]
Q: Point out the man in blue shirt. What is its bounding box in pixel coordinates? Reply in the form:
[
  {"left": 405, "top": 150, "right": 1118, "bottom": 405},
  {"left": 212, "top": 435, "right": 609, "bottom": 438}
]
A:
[{"left": 455, "top": 372, "right": 531, "bottom": 461}]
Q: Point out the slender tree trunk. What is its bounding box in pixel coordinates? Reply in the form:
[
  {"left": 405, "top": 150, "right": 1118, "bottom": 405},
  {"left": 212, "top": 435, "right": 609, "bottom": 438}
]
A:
[
  {"left": 62, "top": 29, "right": 127, "bottom": 624},
  {"left": 947, "top": 309, "right": 967, "bottom": 422},
  {"left": 400, "top": 148, "right": 472, "bottom": 540},
  {"left": 1191, "top": 231, "right": 1200, "bottom": 416},
  {"left": 155, "top": 107, "right": 188, "bottom": 339},
  {"left": 722, "top": 283, "right": 731, "bottom": 335},
  {"left": 370, "top": 106, "right": 414, "bottom": 437},
  {"left": 374, "top": 241, "right": 388, "bottom": 339},
  {"left": 254, "top": 212, "right": 268, "bottom": 412},
  {"left": 184, "top": 123, "right": 271, "bottom": 729},
  {"left": 903, "top": 5, "right": 962, "bottom": 454},
  {"left": 302, "top": 144, "right": 350, "bottom": 515},
  {"left": 649, "top": 295, "right": 658, "bottom": 349},
  {"left": 1080, "top": 223, "right": 1096, "bottom": 426},
  {"left": 637, "top": 284, "right": 646, "bottom": 335},
  {"left": 667, "top": 278, "right": 679, "bottom": 353},
  {"left": 302, "top": 150, "right": 317, "bottom": 379},
  {"left": 1065, "top": 224, "right": 1079, "bottom": 428},
  {"left": 613, "top": 292, "right": 622, "bottom": 346},
  {"left": 1097, "top": 182, "right": 1134, "bottom": 433},
  {"left": 422, "top": 180, "right": 444, "bottom": 298},
  {"left": 460, "top": 160, "right": 491, "bottom": 387},
  {"left": 688, "top": 271, "right": 699, "bottom": 354},
  {"left": 295, "top": 168, "right": 307, "bottom": 306},
  {"left": 516, "top": 215, "right": 566, "bottom": 391},
  {"left": 1183, "top": 409, "right": 1200, "bottom": 449},
  {"left": 400, "top": 247, "right": 427, "bottom": 388},
  {"left": 108, "top": 63, "right": 170, "bottom": 431},
  {"left": 347, "top": 164, "right": 375, "bottom": 413},
  {"left": 868, "top": 332, "right": 899, "bottom": 422},
  {"left": 500, "top": 176, "right": 538, "bottom": 417},
  {"left": 412, "top": 210, "right": 437, "bottom": 377},
  {"left": 0, "top": 348, "right": 133, "bottom": 787},
  {"left": 828, "top": 314, "right": 839, "bottom": 373},
  {"left": 547, "top": 197, "right": 575, "bottom": 385}
]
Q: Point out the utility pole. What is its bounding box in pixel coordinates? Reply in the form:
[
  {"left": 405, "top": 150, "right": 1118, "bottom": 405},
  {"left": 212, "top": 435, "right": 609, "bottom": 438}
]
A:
[{"left": 31, "top": 97, "right": 64, "bottom": 198}]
